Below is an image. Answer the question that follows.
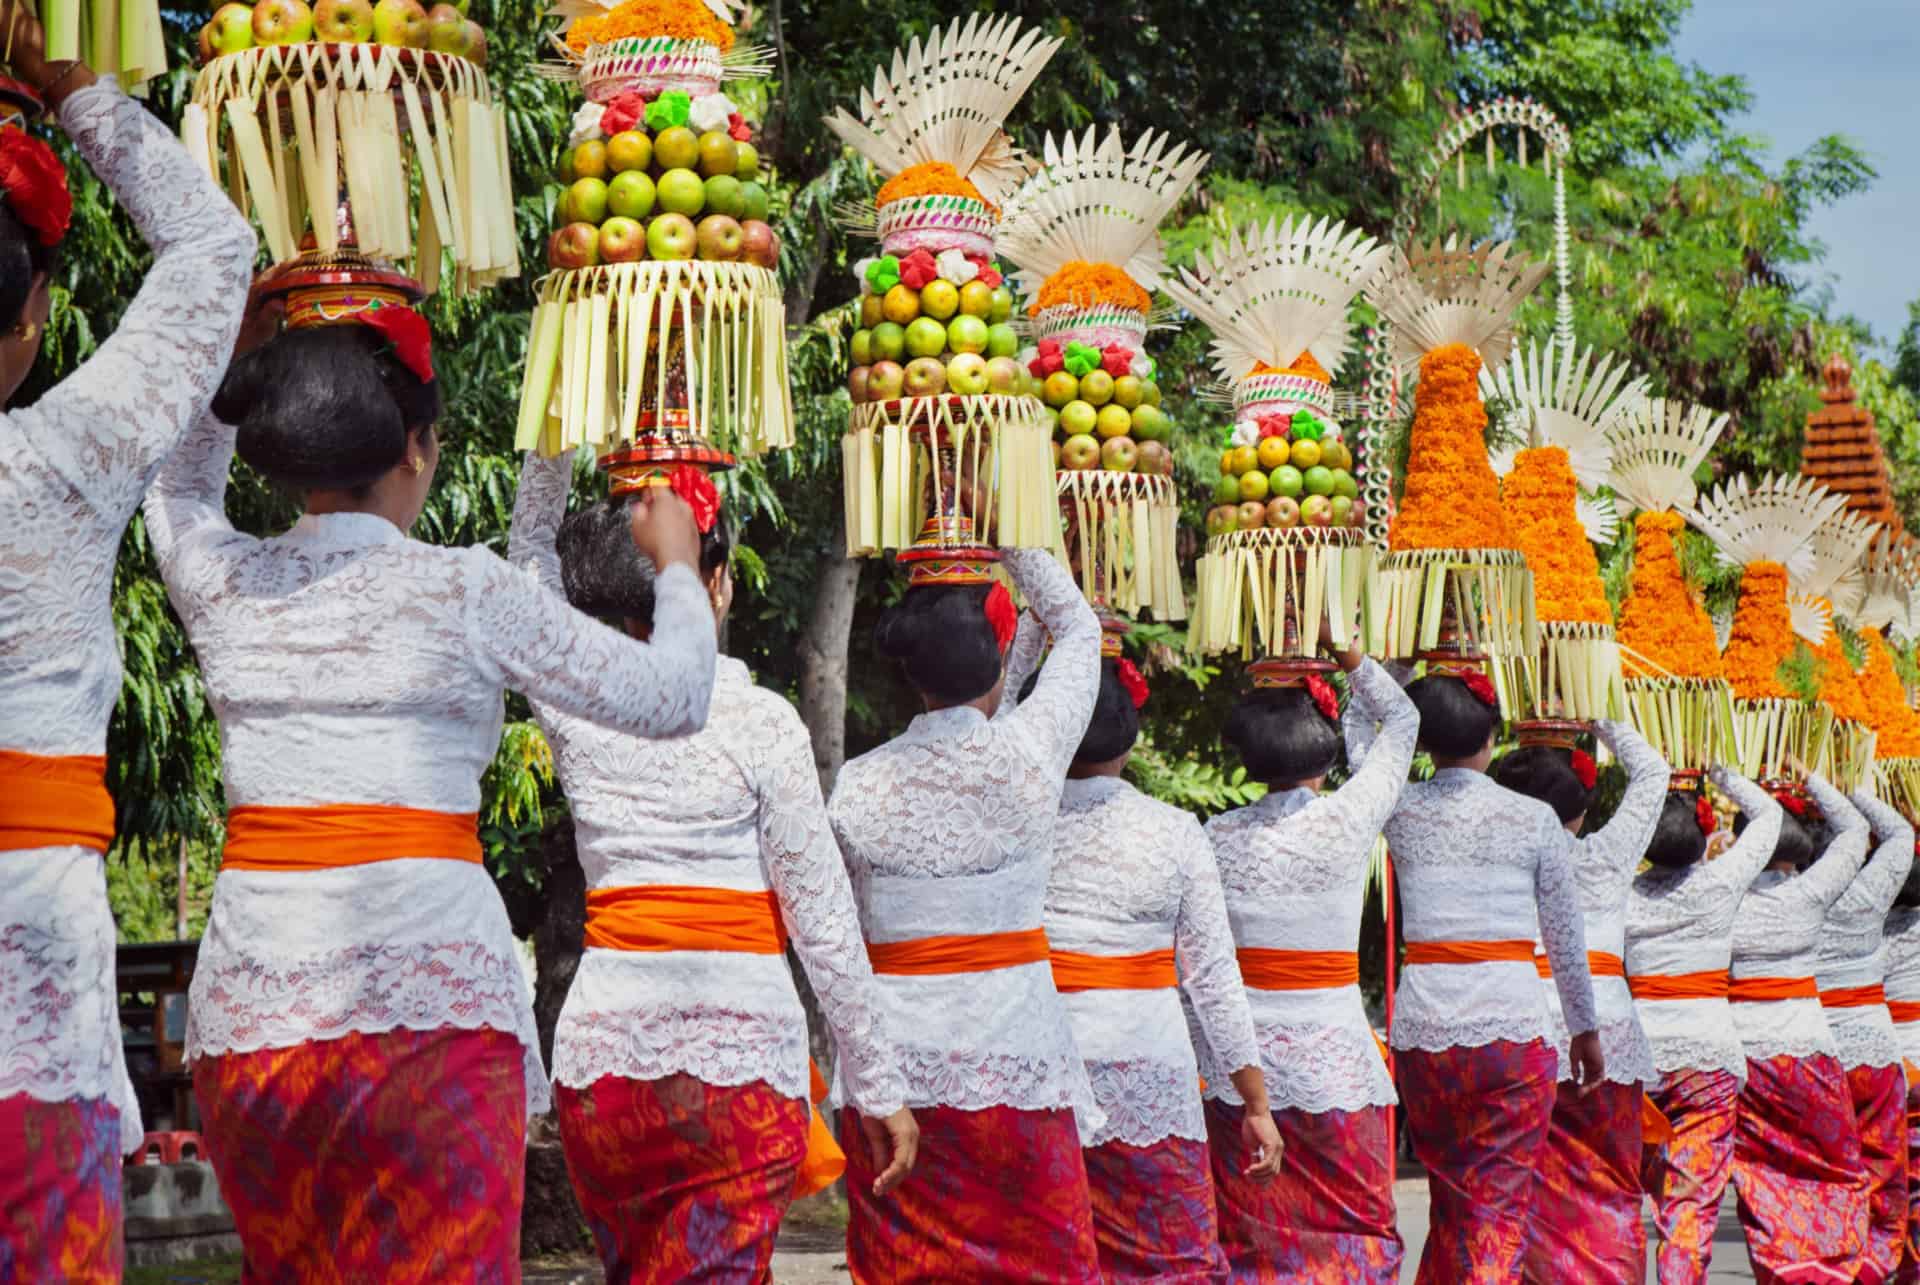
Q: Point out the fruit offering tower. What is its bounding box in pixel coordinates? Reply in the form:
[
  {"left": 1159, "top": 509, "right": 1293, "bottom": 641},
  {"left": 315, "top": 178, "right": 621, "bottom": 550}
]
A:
[
  {"left": 1482, "top": 339, "right": 1643, "bottom": 727},
  {"left": 1607, "top": 396, "right": 1736, "bottom": 772},
  {"left": 37, "top": 0, "right": 165, "bottom": 90},
  {"left": 828, "top": 15, "right": 1062, "bottom": 560},
  {"left": 514, "top": 0, "right": 790, "bottom": 489},
  {"left": 184, "top": 0, "right": 515, "bottom": 295},
  {"left": 1369, "top": 239, "right": 1550, "bottom": 671},
  {"left": 994, "top": 127, "right": 1206, "bottom": 625},
  {"left": 1690, "top": 473, "right": 1850, "bottom": 781},
  {"left": 1857, "top": 536, "right": 1920, "bottom": 811},
  {"left": 1161, "top": 216, "right": 1391, "bottom": 663},
  {"left": 1786, "top": 506, "right": 1880, "bottom": 790}
]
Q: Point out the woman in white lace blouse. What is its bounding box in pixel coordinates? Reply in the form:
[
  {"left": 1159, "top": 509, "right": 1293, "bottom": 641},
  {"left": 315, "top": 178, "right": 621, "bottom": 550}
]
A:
[
  {"left": 1493, "top": 720, "right": 1668, "bottom": 1283},
  {"left": 1883, "top": 872, "right": 1920, "bottom": 1273},
  {"left": 1199, "top": 644, "right": 1417, "bottom": 1283},
  {"left": 1385, "top": 667, "right": 1603, "bottom": 1283},
  {"left": 0, "top": 11, "right": 254, "bottom": 1274},
  {"left": 1725, "top": 771, "right": 1871, "bottom": 1282},
  {"left": 508, "top": 449, "right": 916, "bottom": 1279},
  {"left": 827, "top": 542, "right": 1103, "bottom": 1282},
  {"left": 141, "top": 311, "right": 714, "bottom": 1279},
  {"left": 1814, "top": 788, "right": 1914, "bottom": 1284},
  {"left": 1627, "top": 766, "right": 1781, "bottom": 1283}
]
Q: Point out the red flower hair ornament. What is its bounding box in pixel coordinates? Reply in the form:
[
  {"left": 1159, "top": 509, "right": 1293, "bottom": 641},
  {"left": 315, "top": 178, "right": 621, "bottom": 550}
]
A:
[
  {"left": 1570, "top": 749, "right": 1597, "bottom": 791},
  {"left": 983, "top": 582, "right": 1018, "bottom": 653},
  {"left": 1772, "top": 789, "right": 1809, "bottom": 820},
  {"left": 357, "top": 304, "right": 435, "bottom": 386},
  {"left": 0, "top": 126, "right": 71, "bottom": 248},
  {"left": 1304, "top": 674, "right": 1339, "bottom": 723},
  {"left": 1459, "top": 669, "right": 1499, "bottom": 713},
  {"left": 667, "top": 465, "right": 720, "bottom": 535},
  {"left": 1695, "top": 795, "right": 1717, "bottom": 836},
  {"left": 1115, "top": 658, "right": 1149, "bottom": 710}
]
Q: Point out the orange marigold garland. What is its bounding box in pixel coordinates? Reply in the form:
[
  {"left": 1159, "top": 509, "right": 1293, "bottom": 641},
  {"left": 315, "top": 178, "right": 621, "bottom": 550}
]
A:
[
  {"left": 1029, "top": 261, "right": 1153, "bottom": 315},
  {"left": 1249, "top": 351, "right": 1333, "bottom": 383},
  {"left": 1502, "top": 446, "right": 1611, "bottom": 625},
  {"left": 565, "top": 0, "right": 737, "bottom": 51},
  {"left": 1813, "top": 616, "right": 1872, "bottom": 724},
  {"left": 1617, "top": 512, "right": 1723, "bottom": 679},
  {"left": 1387, "top": 343, "right": 1514, "bottom": 552},
  {"left": 1860, "top": 627, "right": 1920, "bottom": 758},
  {"left": 875, "top": 161, "right": 993, "bottom": 213},
  {"left": 1722, "top": 562, "right": 1794, "bottom": 701}
]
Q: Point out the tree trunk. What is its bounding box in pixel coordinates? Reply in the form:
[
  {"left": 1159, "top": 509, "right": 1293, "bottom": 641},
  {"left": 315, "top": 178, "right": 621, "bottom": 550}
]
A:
[
  {"left": 796, "top": 529, "right": 862, "bottom": 799},
  {"left": 520, "top": 816, "right": 591, "bottom": 1256}
]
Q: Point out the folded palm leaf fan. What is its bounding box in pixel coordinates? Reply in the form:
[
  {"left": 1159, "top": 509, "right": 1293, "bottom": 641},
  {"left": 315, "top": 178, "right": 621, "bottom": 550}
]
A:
[{"left": 1787, "top": 506, "right": 1879, "bottom": 790}]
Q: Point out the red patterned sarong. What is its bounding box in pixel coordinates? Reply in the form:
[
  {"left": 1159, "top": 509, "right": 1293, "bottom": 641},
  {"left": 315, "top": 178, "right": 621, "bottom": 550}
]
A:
[
  {"left": 193, "top": 1026, "right": 526, "bottom": 1283},
  {"left": 1646, "top": 1068, "right": 1741, "bottom": 1284},
  {"left": 1899, "top": 1071, "right": 1920, "bottom": 1284},
  {"left": 1848, "top": 1063, "right": 1908, "bottom": 1285},
  {"left": 838, "top": 1103, "right": 1099, "bottom": 1283},
  {"left": 1205, "top": 1098, "right": 1400, "bottom": 1283},
  {"left": 1733, "top": 1052, "right": 1867, "bottom": 1284},
  {"left": 1082, "top": 1135, "right": 1225, "bottom": 1283},
  {"left": 1397, "top": 1038, "right": 1556, "bottom": 1284},
  {"left": 555, "top": 1072, "right": 807, "bottom": 1283},
  {"left": 1520, "top": 1079, "right": 1644, "bottom": 1283},
  {"left": 0, "top": 1094, "right": 122, "bottom": 1282}
]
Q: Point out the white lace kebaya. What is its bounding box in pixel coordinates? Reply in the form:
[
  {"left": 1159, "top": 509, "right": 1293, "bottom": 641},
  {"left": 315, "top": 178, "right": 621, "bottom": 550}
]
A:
[
  {"left": 1627, "top": 769, "right": 1781, "bottom": 1083},
  {"left": 1884, "top": 907, "right": 1920, "bottom": 1068},
  {"left": 1729, "top": 773, "right": 1869, "bottom": 1064},
  {"left": 509, "top": 451, "right": 907, "bottom": 1118},
  {"left": 1813, "top": 790, "right": 1915, "bottom": 1071},
  {"left": 1201, "top": 658, "right": 1416, "bottom": 1114},
  {"left": 827, "top": 549, "right": 1102, "bottom": 1125},
  {"left": 0, "top": 79, "right": 253, "bottom": 1153},
  {"left": 141, "top": 415, "right": 718, "bottom": 1116},
  {"left": 1533, "top": 720, "right": 1668, "bottom": 1086}
]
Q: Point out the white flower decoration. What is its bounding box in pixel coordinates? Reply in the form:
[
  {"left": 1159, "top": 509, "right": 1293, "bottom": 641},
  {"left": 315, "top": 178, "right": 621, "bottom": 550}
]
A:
[
  {"left": 1230, "top": 421, "right": 1259, "bottom": 448},
  {"left": 688, "top": 92, "right": 737, "bottom": 136},
  {"left": 1321, "top": 417, "right": 1344, "bottom": 442},
  {"left": 569, "top": 102, "right": 606, "bottom": 146},
  {"left": 852, "top": 257, "right": 875, "bottom": 292},
  {"left": 1129, "top": 353, "right": 1154, "bottom": 380},
  {"left": 935, "top": 248, "right": 979, "bottom": 285},
  {"left": 1017, "top": 346, "right": 1039, "bottom": 370}
]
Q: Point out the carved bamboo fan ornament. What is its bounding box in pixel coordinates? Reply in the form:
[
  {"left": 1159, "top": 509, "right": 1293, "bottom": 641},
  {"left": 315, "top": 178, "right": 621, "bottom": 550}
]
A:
[
  {"left": 1371, "top": 238, "right": 1551, "bottom": 376},
  {"left": 1787, "top": 507, "right": 1880, "bottom": 789},
  {"left": 35, "top": 0, "right": 165, "bottom": 91}
]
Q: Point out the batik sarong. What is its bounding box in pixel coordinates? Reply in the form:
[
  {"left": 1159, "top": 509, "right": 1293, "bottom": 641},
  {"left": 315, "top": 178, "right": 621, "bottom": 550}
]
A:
[
  {"left": 1521, "top": 1079, "right": 1644, "bottom": 1283},
  {"left": 194, "top": 1025, "right": 526, "bottom": 1284},
  {"left": 1645, "top": 1068, "right": 1741, "bottom": 1284},
  {"left": 1397, "top": 1038, "right": 1556, "bottom": 1285},
  {"left": 554, "top": 1072, "right": 807, "bottom": 1284},
  {"left": 1732, "top": 1052, "right": 1867, "bottom": 1285},
  {"left": 1898, "top": 1069, "right": 1920, "bottom": 1283},
  {"left": 838, "top": 1102, "right": 1100, "bottom": 1283},
  {"left": 1848, "top": 1063, "right": 1908, "bottom": 1285},
  {"left": 1081, "top": 1135, "right": 1225, "bottom": 1283},
  {"left": 0, "top": 1094, "right": 122, "bottom": 1283}
]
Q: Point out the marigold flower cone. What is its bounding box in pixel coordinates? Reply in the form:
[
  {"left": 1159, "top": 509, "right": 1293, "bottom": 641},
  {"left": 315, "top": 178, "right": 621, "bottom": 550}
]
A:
[
  {"left": 1617, "top": 512, "right": 1723, "bottom": 680},
  {"left": 1502, "top": 446, "right": 1610, "bottom": 625},
  {"left": 1388, "top": 343, "right": 1514, "bottom": 552},
  {"left": 1722, "top": 562, "right": 1794, "bottom": 701},
  {"left": 1858, "top": 627, "right": 1920, "bottom": 757}
]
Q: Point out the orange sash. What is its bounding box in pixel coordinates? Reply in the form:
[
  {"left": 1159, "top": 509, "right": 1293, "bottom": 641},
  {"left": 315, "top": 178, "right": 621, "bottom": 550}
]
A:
[
  {"left": 867, "top": 928, "right": 1051, "bottom": 976},
  {"left": 0, "top": 750, "right": 114, "bottom": 853},
  {"left": 222, "top": 803, "right": 480, "bottom": 871},
  {"left": 581, "top": 884, "right": 844, "bottom": 1197},
  {"left": 1533, "top": 951, "right": 1626, "bottom": 980},
  {"left": 1641, "top": 1093, "right": 1674, "bottom": 1147},
  {"left": 1820, "top": 984, "right": 1887, "bottom": 1009},
  {"left": 1629, "top": 971, "right": 1729, "bottom": 1001},
  {"left": 1236, "top": 948, "right": 1359, "bottom": 990},
  {"left": 1890, "top": 1001, "right": 1920, "bottom": 1024},
  {"left": 1403, "top": 939, "right": 1536, "bottom": 966},
  {"left": 1727, "top": 976, "right": 1819, "bottom": 1003},
  {"left": 1049, "top": 948, "right": 1176, "bottom": 993}
]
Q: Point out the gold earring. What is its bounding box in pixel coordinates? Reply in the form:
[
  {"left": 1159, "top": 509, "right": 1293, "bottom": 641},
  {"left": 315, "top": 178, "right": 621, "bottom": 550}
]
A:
[
  {"left": 408, "top": 455, "right": 425, "bottom": 475},
  {"left": 12, "top": 320, "right": 38, "bottom": 342}
]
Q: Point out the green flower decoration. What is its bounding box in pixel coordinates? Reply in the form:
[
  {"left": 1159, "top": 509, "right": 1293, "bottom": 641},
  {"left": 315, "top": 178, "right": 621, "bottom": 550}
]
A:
[
  {"left": 1291, "top": 410, "right": 1325, "bottom": 442},
  {"left": 644, "top": 91, "right": 691, "bottom": 132},
  {"left": 1063, "top": 341, "right": 1101, "bottom": 378},
  {"left": 1135, "top": 356, "right": 1156, "bottom": 380},
  {"left": 865, "top": 255, "right": 901, "bottom": 294}
]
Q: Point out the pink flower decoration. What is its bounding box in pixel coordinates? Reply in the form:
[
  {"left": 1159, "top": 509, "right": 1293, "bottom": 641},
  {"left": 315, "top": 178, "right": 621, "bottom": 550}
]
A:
[
  {"left": 898, "top": 249, "right": 938, "bottom": 290},
  {"left": 598, "top": 92, "right": 647, "bottom": 136},
  {"left": 728, "top": 112, "right": 753, "bottom": 143},
  {"left": 1100, "top": 344, "right": 1132, "bottom": 379}
]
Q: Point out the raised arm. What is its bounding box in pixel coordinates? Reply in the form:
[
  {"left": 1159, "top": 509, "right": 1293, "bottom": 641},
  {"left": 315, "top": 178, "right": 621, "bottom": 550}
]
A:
[
  {"left": 1536, "top": 818, "right": 1599, "bottom": 1035},
  {"left": 1708, "top": 767, "right": 1785, "bottom": 894},
  {"left": 1334, "top": 658, "right": 1419, "bottom": 834},
  {"left": 992, "top": 609, "right": 1047, "bottom": 722},
  {"left": 470, "top": 553, "right": 715, "bottom": 739},
  {"left": 1580, "top": 720, "right": 1672, "bottom": 877},
  {"left": 140, "top": 408, "right": 246, "bottom": 609},
  {"left": 1839, "top": 788, "right": 1917, "bottom": 919},
  {"left": 1174, "top": 816, "right": 1260, "bottom": 1078},
  {"left": 506, "top": 449, "right": 573, "bottom": 595},
  {"left": 998, "top": 548, "right": 1101, "bottom": 776},
  {"left": 751, "top": 699, "right": 908, "bottom": 1119},
  {"left": 1797, "top": 773, "right": 1872, "bottom": 911},
  {"left": 22, "top": 80, "right": 254, "bottom": 517}
]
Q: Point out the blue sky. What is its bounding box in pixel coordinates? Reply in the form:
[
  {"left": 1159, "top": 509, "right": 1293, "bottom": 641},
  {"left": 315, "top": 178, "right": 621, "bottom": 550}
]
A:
[{"left": 1671, "top": 0, "right": 1916, "bottom": 352}]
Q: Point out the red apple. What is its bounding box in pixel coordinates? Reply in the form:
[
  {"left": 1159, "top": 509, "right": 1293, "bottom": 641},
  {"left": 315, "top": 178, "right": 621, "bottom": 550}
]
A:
[
  {"left": 252, "top": 0, "right": 314, "bottom": 44},
  {"left": 1060, "top": 433, "right": 1100, "bottom": 471},
  {"left": 1206, "top": 505, "right": 1238, "bottom": 536},
  {"left": 596, "top": 215, "right": 645, "bottom": 263},
  {"left": 644, "top": 212, "right": 697, "bottom": 261},
  {"left": 983, "top": 355, "right": 1022, "bottom": 395},
  {"left": 1101, "top": 436, "right": 1138, "bottom": 472},
  {"left": 1238, "top": 500, "right": 1269, "bottom": 530},
  {"left": 1137, "top": 440, "right": 1170, "bottom": 475},
  {"left": 739, "top": 219, "right": 778, "bottom": 269},
  {"left": 1301, "top": 495, "right": 1335, "bottom": 527},
  {"left": 313, "top": 0, "right": 373, "bottom": 40},
  {"left": 903, "top": 357, "right": 947, "bottom": 398},
  {"left": 548, "top": 221, "right": 600, "bottom": 270},
  {"left": 371, "top": 0, "right": 426, "bottom": 45},
  {"left": 208, "top": 3, "right": 256, "bottom": 53},
  {"left": 462, "top": 19, "right": 485, "bottom": 64},
  {"left": 866, "top": 360, "right": 904, "bottom": 402},
  {"left": 945, "top": 352, "right": 989, "bottom": 396},
  {"left": 1265, "top": 496, "right": 1300, "bottom": 529},
  {"left": 197, "top": 21, "right": 216, "bottom": 61},
  {"left": 694, "top": 213, "right": 744, "bottom": 262},
  {"left": 425, "top": 2, "right": 468, "bottom": 52},
  {"left": 849, "top": 366, "right": 870, "bottom": 404}
]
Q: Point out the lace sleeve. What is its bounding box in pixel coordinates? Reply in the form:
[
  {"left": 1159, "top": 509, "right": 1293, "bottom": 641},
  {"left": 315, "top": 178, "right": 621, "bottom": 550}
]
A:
[
  {"left": 1842, "top": 789, "right": 1916, "bottom": 919},
  {"left": 140, "top": 409, "right": 250, "bottom": 615},
  {"left": 993, "top": 610, "right": 1047, "bottom": 721},
  {"left": 470, "top": 554, "right": 715, "bottom": 738},
  {"left": 1799, "top": 773, "right": 1871, "bottom": 911},
  {"left": 1584, "top": 720, "right": 1671, "bottom": 877},
  {"left": 506, "top": 450, "right": 573, "bottom": 594},
  {"left": 1335, "top": 659, "right": 1418, "bottom": 835},
  {"left": 1174, "top": 816, "right": 1260, "bottom": 1075},
  {"left": 748, "top": 696, "right": 908, "bottom": 1119},
  {"left": 1709, "top": 767, "right": 1782, "bottom": 893},
  {"left": 1536, "top": 821, "right": 1598, "bottom": 1034},
  {"left": 26, "top": 82, "right": 255, "bottom": 518},
  {"left": 998, "top": 548, "right": 1100, "bottom": 777}
]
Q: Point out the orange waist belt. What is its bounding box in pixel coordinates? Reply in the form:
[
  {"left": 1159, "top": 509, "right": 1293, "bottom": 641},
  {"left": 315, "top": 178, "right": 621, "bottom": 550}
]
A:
[
  {"left": 1889, "top": 1001, "right": 1920, "bottom": 1024},
  {"left": 1728, "top": 976, "right": 1819, "bottom": 1003},
  {"left": 1630, "top": 971, "right": 1729, "bottom": 1001},
  {"left": 1641, "top": 1094, "right": 1674, "bottom": 1148},
  {"left": 0, "top": 750, "right": 114, "bottom": 854},
  {"left": 1237, "top": 948, "right": 1359, "bottom": 990},
  {"left": 1533, "top": 951, "right": 1625, "bottom": 980},
  {"left": 582, "top": 884, "right": 844, "bottom": 1198},
  {"left": 1403, "top": 939, "right": 1536, "bottom": 967},
  {"left": 1820, "top": 984, "right": 1887, "bottom": 1010},
  {"left": 867, "top": 928, "right": 1051, "bottom": 976},
  {"left": 222, "top": 804, "right": 480, "bottom": 871},
  {"left": 1049, "top": 948, "right": 1175, "bottom": 993}
]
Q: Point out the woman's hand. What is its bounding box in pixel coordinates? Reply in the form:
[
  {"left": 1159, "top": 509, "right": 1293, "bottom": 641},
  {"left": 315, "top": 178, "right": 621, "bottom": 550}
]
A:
[
  {"left": 234, "top": 292, "right": 284, "bottom": 362},
  {"left": 627, "top": 487, "right": 700, "bottom": 574},
  {"left": 1, "top": 0, "right": 95, "bottom": 107},
  {"left": 860, "top": 1107, "right": 919, "bottom": 1196},
  {"left": 1240, "top": 1108, "right": 1284, "bottom": 1180},
  {"left": 1569, "top": 1030, "right": 1606, "bottom": 1097}
]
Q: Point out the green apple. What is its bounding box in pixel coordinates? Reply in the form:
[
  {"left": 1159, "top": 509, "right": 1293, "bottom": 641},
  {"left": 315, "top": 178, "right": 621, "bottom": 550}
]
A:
[
  {"left": 1270, "top": 465, "right": 1303, "bottom": 498},
  {"left": 1059, "top": 400, "right": 1098, "bottom": 437},
  {"left": 945, "top": 314, "right": 989, "bottom": 355},
  {"left": 869, "top": 322, "right": 905, "bottom": 362},
  {"left": 1129, "top": 404, "right": 1168, "bottom": 441},
  {"left": 985, "top": 323, "right": 1019, "bottom": 358},
  {"left": 1333, "top": 469, "right": 1359, "bottom": 499},
  {"left": 655, "top": 168, "right": 705, "bottom": 218},
  {"left": 1331, "top": 495, "right": 1354, "bottom": 525},
  {"left": 736, "top": 181, "right": 770, "bottom": 223},
  {"left": 1212, "top": 474, "right": 1241, "bottom": 505},
  {"left": 702, "top": 174, "right": 743, "bottom": 219},
  {"left": 904, "top": 317, "right": 947, "bottom": 359},
  {"left": 606, "top": 169, "right": 655, "bottom": 220},
  {"left": 988, "top": 286, "right": 1014, "bottom": 324},
  {"left": 733, "top": 141, "right": 759, "bottom": 181},
  {"left": 851, "top": 329, "right": 873, "bottom": 366},
  {"left": 1303, "top": 465, "right": 1337, "bottom": 497},
  {"left": 566, "top": 176, "right": 609, "bottom": 225}
]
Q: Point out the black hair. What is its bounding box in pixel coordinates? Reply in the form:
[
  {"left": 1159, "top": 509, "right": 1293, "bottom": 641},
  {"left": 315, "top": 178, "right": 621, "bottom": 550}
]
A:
[
  {"left": 1069, "top": 658, "right": 1141, "bottom": 765},
  {"left": 556, "top": 496, "right": 730, "bottom": 624},
  {"left": 1644, "top": 792, "right": 1709, "bottom": 869},
  {"left": 1734, "top": 806, "right": 1821, "bottom": 870},
  {"left": 1222, "top": 687, "right": 1341, "bottom": 786},
  {"left": 1492, "top": 746, "right": 1594, "bottom": 825},
  {"left": 0, "top": 201, "right": 56, "bottom": 332},
  {"left": 1896, "top": 862, "right": 1920, "bottom": 910},
  {"left": 874, "top": 582, "right": 1003, "bottom": 705},
  {"left": 215, "top": 325, "right": 443, "bottom": 493},
  {"left": 1405, "top": 674, "right": 1498, "bottom": 760}
]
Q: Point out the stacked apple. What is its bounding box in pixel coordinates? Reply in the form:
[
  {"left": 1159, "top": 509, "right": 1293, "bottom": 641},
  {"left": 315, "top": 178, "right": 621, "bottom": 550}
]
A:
[
  {"left": 548, "top": 121, "right": 775, "bottom": 271},
  {"left": 1204, "top": 408, "right": 1363, "bottom": 535},
  {"left": 197, "top": 0, "right": 485, "bottom": 64},
  {"left": 1035, "top": 342, "right": 1170, "bottom": 476},
  {"left": 846, "top": 268, "right": 1022, "bottom": 405}
]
